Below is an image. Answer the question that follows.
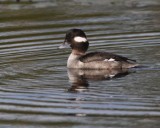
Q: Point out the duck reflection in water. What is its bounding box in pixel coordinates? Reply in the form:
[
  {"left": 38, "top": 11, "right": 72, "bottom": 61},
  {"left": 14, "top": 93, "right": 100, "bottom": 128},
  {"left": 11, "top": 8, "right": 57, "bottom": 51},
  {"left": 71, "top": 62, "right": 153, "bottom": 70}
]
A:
[{"left": 67, "top": 68, "right": 130, "bottom": 92}]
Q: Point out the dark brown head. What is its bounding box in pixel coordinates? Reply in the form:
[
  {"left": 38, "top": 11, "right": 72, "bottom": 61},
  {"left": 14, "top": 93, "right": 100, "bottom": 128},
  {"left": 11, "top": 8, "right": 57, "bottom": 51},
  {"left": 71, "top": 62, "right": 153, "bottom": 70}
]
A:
[{"left": 59, "top": 29, "right": 89, "bottom": 54}]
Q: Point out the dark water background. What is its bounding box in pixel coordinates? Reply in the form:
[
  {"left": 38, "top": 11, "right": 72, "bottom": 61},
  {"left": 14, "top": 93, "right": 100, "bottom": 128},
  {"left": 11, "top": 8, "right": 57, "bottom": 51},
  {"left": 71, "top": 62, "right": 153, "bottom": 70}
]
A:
[{"left": 0, "top": 0, "right": 160, "bottom": 128}]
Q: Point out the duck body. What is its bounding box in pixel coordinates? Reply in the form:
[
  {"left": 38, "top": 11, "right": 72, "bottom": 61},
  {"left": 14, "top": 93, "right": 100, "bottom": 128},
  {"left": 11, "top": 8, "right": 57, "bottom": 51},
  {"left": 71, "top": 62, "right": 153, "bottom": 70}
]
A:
[{"left": 60, "top": 29, "right": 138, "bottom": 69}]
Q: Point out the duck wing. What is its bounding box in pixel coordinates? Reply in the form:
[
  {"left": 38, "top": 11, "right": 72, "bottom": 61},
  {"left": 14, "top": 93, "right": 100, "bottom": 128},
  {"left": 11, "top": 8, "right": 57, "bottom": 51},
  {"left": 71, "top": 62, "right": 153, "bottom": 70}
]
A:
[{"left": 79, "top": 52, "right": 136, "bottom": 63}]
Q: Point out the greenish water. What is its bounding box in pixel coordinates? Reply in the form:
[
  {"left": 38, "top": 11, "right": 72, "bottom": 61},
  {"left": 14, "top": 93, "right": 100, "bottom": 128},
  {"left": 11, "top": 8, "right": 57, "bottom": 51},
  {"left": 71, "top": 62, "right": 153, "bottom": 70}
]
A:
[{"left": 0, "top": 1, "right": 160, "bottom": 128}]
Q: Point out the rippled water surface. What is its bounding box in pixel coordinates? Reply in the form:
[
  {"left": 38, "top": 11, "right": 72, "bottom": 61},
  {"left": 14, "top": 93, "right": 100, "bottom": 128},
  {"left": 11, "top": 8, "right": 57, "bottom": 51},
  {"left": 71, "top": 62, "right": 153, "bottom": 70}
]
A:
[{"left": 0, "top": 1, "right": 160, "bottom": 128}]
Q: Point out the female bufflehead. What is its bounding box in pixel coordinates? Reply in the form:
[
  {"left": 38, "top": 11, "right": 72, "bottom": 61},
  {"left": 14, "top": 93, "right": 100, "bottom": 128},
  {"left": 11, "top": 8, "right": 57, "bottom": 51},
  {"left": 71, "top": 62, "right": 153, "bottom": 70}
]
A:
[{"left": 59, "top": 29, "right": 138, "bottom": 69}]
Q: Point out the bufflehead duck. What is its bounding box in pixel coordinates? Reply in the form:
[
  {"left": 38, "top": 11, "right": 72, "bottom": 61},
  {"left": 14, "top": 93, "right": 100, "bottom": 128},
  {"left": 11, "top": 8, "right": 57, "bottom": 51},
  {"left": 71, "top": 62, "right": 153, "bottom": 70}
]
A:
[{"left": 59, "top": 29, "right": 138, "bottom": 69}]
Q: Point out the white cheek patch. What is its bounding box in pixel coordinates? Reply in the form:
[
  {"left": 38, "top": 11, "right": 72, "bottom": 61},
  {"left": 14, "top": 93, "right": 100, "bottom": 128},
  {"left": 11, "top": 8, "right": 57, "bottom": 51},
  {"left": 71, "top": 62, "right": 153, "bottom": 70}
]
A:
[
  {"left": 74, "top": 36, "right": 87, "bottom": 43},
  {"left": 104, "top": 58, "right": 115, "bottom": 62}
]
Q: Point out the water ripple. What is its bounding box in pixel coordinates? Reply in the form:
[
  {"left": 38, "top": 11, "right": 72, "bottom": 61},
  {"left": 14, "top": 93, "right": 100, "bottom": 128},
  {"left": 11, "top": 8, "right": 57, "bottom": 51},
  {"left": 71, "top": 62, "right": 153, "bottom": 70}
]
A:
[{"left": 0, "top": 2, "right": 160, "bottom": 128}]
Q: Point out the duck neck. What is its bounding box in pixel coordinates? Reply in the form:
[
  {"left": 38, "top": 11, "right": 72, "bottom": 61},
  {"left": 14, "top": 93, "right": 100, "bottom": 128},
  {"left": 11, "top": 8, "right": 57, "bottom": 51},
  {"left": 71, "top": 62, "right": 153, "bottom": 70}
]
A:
[{"left": 72, "top": 49, "right": 86, "bottom": 56}]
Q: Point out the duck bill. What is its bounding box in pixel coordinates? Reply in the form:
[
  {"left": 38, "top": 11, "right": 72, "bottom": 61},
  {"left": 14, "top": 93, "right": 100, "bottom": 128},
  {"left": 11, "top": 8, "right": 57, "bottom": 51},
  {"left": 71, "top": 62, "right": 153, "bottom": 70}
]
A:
[{"left": 59, "top": 41, "right": 70, "bottom": 49}]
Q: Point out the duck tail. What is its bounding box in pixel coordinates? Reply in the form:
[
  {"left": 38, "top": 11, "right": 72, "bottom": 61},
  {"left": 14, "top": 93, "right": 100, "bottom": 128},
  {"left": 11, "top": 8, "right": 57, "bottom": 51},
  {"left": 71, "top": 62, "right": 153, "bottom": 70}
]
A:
[{"left": 122, "top": 62, "right": 139, "bottom": 69}]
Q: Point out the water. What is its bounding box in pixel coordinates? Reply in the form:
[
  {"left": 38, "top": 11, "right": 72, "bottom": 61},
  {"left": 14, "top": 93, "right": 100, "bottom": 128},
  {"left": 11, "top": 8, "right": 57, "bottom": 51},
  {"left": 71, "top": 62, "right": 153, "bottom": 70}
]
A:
[{"left": 0, "top": 1, "right": 160, "bottom": 128}]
